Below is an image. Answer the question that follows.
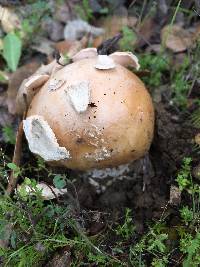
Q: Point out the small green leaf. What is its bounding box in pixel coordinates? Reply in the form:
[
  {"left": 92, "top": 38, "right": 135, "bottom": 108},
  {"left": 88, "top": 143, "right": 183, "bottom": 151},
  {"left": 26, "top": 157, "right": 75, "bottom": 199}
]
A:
[
  {"left": 7, "top": 162, "right": 18, "bottom": 170},
  {"left": 2, "top": 125, "right": 16, "bottom": 145},
  {"left": 24, "top": 177, "right": 32, "bottom": 185},
  {"left": 3, "top": 33, "right": 22, "bottom": 72},
  {"left": 10, "top": 230, "right": 17, "bottom": 249},
  {"left": 53, "top": 175, "right": 66, "bottom": 189},
  {"left": 7, "top": 163, "right": 21, "bottom": 178}
]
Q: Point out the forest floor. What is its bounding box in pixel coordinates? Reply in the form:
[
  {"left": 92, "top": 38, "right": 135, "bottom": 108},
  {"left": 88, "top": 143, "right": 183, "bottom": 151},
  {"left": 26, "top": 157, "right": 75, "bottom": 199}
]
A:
[{"left": 0, "top": 0, "right": 200, "bottom": 266}]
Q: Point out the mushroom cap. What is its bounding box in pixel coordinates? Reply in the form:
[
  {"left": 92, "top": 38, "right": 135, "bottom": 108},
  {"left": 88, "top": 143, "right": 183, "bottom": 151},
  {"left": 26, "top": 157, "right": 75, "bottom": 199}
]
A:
[{"left": 26, "top": 58, "right": 154, "bottom": 170}]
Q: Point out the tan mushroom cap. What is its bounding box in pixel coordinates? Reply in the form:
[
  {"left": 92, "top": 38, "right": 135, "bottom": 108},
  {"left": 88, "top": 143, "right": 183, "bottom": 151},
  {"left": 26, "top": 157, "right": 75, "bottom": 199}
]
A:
[{"left": 26, "top": 58, "right": 154, "bottom": 170}]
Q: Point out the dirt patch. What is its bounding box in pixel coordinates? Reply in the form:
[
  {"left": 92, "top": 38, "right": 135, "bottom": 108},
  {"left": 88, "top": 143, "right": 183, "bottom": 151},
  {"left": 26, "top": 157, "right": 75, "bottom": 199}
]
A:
[{"left": 70, "top": 102, "right": 196, "bottom": 234}]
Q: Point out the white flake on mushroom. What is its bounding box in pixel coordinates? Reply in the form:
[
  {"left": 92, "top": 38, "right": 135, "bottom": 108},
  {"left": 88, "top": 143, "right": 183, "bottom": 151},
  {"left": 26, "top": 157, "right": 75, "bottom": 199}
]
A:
[
  {"left": 85, "top": 147, "right": 111, "bottom": 161},
  {"left": 109, "top": 52, "right": 140, "bottom": 70},
  {"left": 23, "top": 115, "right": 70, "bottom": 161},
  {"left": 65, "top": 81, "right": 90, "bottom": 113},
  {"left": 95, "top": 55, "right": 116, "bottom": 70},
  {"left": 48, "top": 78, "right": 66, "bottom": 91},
  {"left": 24, "top": 74, "right": 49, "bottom": 88},
  {"left": 72, "top": 48, "right": 98, "bottom": 62},
  {"left": 84, "top": 124, "right": 103, "bottom": 147},
  {"left": 16, "top": 74, "right": 50, "bottom": 115},
  {"left": 71, "top": 48, "right": 140, "bottom": 71}
]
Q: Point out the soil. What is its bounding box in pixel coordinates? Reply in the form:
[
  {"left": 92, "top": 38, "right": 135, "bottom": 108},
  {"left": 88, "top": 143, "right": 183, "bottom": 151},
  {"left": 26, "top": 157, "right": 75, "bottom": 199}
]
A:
[
  {"left": 41, "top": 98, "right": 198, "bottom": 266},
  {"left": 74, "top": 101, "right": 197, "bottom": 227}
]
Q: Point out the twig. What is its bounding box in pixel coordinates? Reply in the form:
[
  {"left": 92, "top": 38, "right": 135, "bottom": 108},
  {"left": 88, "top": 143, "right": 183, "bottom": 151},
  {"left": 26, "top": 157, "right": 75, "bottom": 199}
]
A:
[
  {"left": 6, "top": 120, "right": 24, "bottom": 195},
  {"left": 6, "top": 94, "right": 29, "bottom": 195}
]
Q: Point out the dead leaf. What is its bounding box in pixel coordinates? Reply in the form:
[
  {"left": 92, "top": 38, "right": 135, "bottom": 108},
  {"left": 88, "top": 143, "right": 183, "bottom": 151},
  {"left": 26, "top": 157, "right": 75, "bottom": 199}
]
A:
[
  {"left": 7, "top": 61, "right": 40, "bottom": 115},
  {"left": 101, "top": 15, "right": 130, "bottom": 37},
  {"left": 42, "top": 19, "right": 64, "bottom": 42},
  {"left": 161, "top": 24, "right": 194, "bottom": 52},
  {"left": 195, "top": 133, "right": 200, "bottom": 146},
  {"left": 16, "top": 74, "right": 49, "bottom": 115},
  {"left": 193, "top": 23, "right": 200, "bottom": 41},
  {"left": 93, "top": 15, "right": 137, "bottom": 48},
  {"left": 45, "top": 248, "right": 71, "bottom": 267},
  {"left": 193, "top": 163, "right": 200, "bottom": 181},
  {"left": 54, "top": 40, "right": 75, "bottom": 54},
  {"left": 31, "top": 38, "right": 55, "bottom": 56},
  {"left": 137, "top": 17, "right": 157, "bottom": 47},
  {"left": 64, "top": 19, "right": 104, "bottom": 41},
  {"left": 54, "top": 2, "right": 72, "bottom": 23},
  {"left": 55, "top": 36, "right": 88, "bottom": 58},
  {"left": 146, "top": 44, "right": 162, "bottom": 53},
  {"left": 169, "top": 185, "right": 181, "bottom": 206},
  {"left": 17, "top": 182, "right": 68, "bottom": 200},
  {"left": 0, "top": 5, "right": 21, "bottom": 33},
  {"left": 0, "top": 223, "right": 12, "bottom": 248}
]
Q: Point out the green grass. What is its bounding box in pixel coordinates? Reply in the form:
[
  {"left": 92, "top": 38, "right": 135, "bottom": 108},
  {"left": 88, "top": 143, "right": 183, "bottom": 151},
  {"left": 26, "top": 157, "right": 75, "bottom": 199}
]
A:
[
  {"left": 119, "top": 26, "right": 137, "bottom": 51},
  {"left": 139, "top": 53, "right": 170, "bottom": 88},
  {"left": 139, "top": 46, "right": 198, "bottom": 110},
  {"left": 75, "top": 0, "right": 94, "bottom": 22},
  {"left": 1, "top": 156, "right": 200, "bottom": 266},
  {"left": 2, "top": 126, "right": 16, "bottom": 145}
]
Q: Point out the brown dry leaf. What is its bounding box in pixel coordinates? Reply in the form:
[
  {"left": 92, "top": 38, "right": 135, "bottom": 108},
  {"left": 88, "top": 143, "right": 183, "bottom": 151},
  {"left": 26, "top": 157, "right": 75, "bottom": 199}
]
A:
[
  {"left": 146, "top": 44, "right": 162, "bottom": 53},
  {"left": 137, "top": 18, "right": 157, "bottom": 47},
  {"left": 0, "top": 5, "right": 21, "bottom": 33},
  {"left": 169, "top": 185, "right": 181, "bottom": 206},
  {"left": 161, "top": 24, "right": 194, "bottom": 52},
  {"left": 172, "top": 53, "right": 188, "bottom": 70},
  {"left": 193, "top": 163, "right": 200, "bottom": 181},
  {"left": 195, "top": 133, "right": 200, "bottom": 146},
  {"left": 0, "top": 70, "right": 10, "bottom": 84},
  {"left": 0, "top": 223, "right": 12, "bottom": 248},
  {"left": 64, "top": 19, "right": 104, "bottom": 41},
  {"left": 193, "top": 23, "right": 200, "bottom": 41},
  {"left": 93, "top": 15, "right": 137, "bottom": 48},
  {"left": 7, "top": 61, "right": 40, "bottom": 115},
  {"left": 54, "top": 40, "right": 75, "bottom": 54},
  {"left": 45, "top": 248, "right": 71, "bottom": 267},
  {"left": 54, "top": 37, "right": 88, "bottom": 58},
  {"left": 54, "top": 2, "right": 72, "bottom": 23},
  {"left": 31, "top": 38, "right": 55, "bottom": 56}
]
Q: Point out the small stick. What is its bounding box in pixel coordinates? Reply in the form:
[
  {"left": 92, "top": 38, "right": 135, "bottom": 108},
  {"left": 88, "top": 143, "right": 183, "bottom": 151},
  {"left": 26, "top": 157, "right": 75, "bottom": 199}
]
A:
[
  {"left": 6, "top": 120, "right": 24, "bottom": 195},
  {"left": 6, "top": 98, "right": 28, "bottom": 195}
]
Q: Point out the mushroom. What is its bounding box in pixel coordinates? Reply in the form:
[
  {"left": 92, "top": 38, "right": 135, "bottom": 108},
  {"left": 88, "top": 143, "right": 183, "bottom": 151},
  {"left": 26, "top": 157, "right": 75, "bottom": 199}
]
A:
[{"left": 16, "top": 47, "right": 154, "bottom": 172}]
